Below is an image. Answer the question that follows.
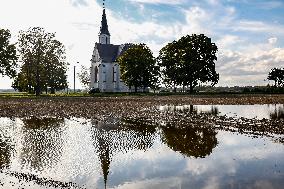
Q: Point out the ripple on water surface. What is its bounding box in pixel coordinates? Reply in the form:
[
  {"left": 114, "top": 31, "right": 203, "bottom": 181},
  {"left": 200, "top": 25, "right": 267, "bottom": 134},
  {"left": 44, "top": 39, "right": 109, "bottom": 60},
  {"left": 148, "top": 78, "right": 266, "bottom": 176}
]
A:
[{"left": 0, "top": 104, "right": 283, "bottom": 188}]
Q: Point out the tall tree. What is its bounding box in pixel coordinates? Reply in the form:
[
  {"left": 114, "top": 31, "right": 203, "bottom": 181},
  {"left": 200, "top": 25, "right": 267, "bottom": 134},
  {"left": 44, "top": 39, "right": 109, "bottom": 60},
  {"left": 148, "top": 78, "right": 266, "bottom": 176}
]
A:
[
  {"left": 117, "top": 43, "right": 158, "bottom": 92},
  {"left": 158, "top": 34, "right": 219, "bottom": 93},
  {"left": 0, "top": 29, "right": 18, "bottom": 78},
  {"left": 13, "top": 27, "right": 68, "bottom": 95},
  {"left": 158, "top": 41, "right": 180, "bottom": 91},
  {"left": 268, "top": 68, "right": 284, "bottom": 87}
]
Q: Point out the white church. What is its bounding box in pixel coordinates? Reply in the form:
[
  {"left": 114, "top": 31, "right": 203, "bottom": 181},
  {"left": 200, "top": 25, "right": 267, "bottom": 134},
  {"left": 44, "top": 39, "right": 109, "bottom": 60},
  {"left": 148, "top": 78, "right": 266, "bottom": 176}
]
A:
[{"left": 90, "top": 5, "right": 132, "bottom": 92}]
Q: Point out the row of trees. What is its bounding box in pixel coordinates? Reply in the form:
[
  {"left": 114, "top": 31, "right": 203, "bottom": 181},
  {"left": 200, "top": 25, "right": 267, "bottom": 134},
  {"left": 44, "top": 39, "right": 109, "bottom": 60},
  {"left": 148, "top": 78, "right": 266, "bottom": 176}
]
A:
[
  {"left": 117, "top": 34, "right": 219, "bottom": 93},
  {"left": 0, "top": 27, "right": 68, "bottom": 95},
  {"left": 268, "top": 68, "right": 284, "bottom": 87},
  {"left": 1, "top": 27, "right": 283, "bottom": 95},
  {"left": 117, "top": 34, "right": 283, "bottom": 93}
]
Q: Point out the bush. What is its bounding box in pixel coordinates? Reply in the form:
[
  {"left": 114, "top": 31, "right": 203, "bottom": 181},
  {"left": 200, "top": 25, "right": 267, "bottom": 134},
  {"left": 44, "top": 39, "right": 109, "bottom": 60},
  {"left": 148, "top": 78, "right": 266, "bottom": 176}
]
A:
[{"left": 88, "top": 88, "right": 100, "bottom": 94}]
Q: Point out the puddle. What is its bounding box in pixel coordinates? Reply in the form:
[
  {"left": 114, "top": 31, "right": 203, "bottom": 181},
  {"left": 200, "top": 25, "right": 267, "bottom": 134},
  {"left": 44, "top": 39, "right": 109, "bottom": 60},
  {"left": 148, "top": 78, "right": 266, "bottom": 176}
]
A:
[
  {"left": 0, "top": 104, "right": 283, "bottom": 188},
  {"left": 159, "top": 104, "right": 284, "bottom": 120}
]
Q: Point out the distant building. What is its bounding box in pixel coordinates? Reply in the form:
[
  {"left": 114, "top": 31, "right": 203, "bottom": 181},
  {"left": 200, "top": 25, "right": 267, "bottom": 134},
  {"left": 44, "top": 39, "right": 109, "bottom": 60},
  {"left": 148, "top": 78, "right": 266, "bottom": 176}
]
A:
[{"left": 90, "top": 6, "right": 132, "bottom": 92}]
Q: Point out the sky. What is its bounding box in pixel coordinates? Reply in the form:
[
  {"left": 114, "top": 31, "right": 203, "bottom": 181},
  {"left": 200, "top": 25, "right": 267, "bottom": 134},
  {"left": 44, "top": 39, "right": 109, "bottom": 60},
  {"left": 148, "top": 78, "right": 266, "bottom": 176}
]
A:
[{"left": 0, "top": 0, "right": 284, "bottom": 89}]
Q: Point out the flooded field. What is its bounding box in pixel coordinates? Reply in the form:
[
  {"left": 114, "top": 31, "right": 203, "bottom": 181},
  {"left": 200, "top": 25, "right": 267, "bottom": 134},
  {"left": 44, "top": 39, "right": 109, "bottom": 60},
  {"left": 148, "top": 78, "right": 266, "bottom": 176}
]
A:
[{"left": 0, "top": 103, "right": 283, "bottom": 189}]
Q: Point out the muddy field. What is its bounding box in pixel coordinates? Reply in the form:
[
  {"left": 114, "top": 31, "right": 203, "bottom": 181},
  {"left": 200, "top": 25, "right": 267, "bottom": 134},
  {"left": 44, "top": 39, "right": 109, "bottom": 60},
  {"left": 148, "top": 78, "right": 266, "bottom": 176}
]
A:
[{"left": 0, "top": 94, "right": 284, "bottom": 119}]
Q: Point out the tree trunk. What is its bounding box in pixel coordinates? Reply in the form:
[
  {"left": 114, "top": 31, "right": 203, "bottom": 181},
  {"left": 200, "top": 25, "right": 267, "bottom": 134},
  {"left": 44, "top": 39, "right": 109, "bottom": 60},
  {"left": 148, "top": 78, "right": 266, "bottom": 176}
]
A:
[
  {"left": 173, "top": 82, "right": 176, "bottom": 93},
  {"left": 51, "top": 88, "right": 55, "bottom": 94},
  {"left": 189, "top": 82, "right": 194, "bottom": 94},
  {"left": 35, "top": 67, "right": 40, "bottom": 96},
  {"left": 189, "top": 104, "right": 194, "bottom": 114},
  {"left": 35, "top": 40, "right": 42, "bottom": 96}
]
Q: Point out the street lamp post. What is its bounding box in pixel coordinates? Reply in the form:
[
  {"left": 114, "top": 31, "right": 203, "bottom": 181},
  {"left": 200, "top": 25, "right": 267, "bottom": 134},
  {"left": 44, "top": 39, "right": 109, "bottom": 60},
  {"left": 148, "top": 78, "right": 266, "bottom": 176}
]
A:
[{"left": 74, "top": 62, "right": 79, "bottom": 93}]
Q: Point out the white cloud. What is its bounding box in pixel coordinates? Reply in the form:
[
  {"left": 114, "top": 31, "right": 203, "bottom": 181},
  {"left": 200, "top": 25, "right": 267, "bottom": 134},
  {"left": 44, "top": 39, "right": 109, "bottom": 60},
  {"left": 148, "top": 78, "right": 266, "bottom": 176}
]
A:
[
  {"left": 217, "top": 46, "right": 284, "bottom": 86},
  {"left": 203, "top": 177, "right": 220, "bottom": 189},
  {"left": 233, "top": 20, "right": 284, "bottom": 36},
  {"left": 216, "top": 35, "right": 242, "bottom": 50},
  {"left": 128, "top": 0, "right": 185, "bottom": 5},
  {"left": 0, "top": 0, "right": 284, "bottom": 89},
  {"left": 268, "top": 37, "right": 277, "bottom": 45}
]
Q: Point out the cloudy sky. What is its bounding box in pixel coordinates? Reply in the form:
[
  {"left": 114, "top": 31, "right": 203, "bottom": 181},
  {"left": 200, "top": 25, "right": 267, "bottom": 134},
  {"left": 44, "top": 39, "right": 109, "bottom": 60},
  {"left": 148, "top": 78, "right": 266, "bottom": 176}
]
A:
[{"left": 0, "top": 0, "right": 284, "bottom": 89}]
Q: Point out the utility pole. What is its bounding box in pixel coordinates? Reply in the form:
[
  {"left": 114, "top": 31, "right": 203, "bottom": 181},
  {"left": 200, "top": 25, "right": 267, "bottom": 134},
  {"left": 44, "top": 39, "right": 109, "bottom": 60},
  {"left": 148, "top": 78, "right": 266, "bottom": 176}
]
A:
[{"left": 74, "top": 62, "right": 79, "bottom": 93}]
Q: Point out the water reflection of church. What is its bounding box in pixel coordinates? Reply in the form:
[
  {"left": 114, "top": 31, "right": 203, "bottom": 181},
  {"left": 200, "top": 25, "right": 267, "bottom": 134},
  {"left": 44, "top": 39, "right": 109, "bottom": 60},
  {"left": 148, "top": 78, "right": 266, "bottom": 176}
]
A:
[
  {"left": 91, "top": 117, "right": 157, "bottom": 188},
  {"left": 0, "top": 106, "right": 220, "bottom": 188},
  {"left": 90, "top": 113, "right": 218, "bottom": 188}
]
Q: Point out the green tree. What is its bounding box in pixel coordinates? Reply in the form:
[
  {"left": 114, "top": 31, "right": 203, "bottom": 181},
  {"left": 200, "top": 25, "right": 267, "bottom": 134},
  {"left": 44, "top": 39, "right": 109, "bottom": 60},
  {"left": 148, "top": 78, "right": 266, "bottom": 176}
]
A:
[
  {"left": 77, "top": 65, "right": 90, "bottom": 89},
  {"left": 158, "top": 41, "right": 180, "bottom": 92},
  {"left": 13, "top": 27, "right": 68, "bottom": 95},
  {"left": 117, "top": 43, "right": 158, "bottom": 92},
  {"left": 0, "top": 29, "right": 18, "bottom": 78},
  {"left": 158, "top": 34, "right": 219, "bottom": 93},
  {"left": 268, "top": 68, "right": 284, "bottom": 87}
]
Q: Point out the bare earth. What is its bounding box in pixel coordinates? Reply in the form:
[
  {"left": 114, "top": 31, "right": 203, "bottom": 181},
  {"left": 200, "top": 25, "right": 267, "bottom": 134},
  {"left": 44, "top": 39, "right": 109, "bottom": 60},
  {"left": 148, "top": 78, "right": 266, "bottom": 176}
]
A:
[{"left": 0, "top": 94, "right": 283, "bottom": 118}]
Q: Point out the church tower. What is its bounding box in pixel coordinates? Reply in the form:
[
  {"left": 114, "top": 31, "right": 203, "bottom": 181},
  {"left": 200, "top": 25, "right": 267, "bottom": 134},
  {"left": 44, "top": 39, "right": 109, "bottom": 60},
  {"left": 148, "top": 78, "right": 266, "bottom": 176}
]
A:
[
  {"left": 99, "top": 0, "right": 110, "bottom": 44},
  {"left": 90, "top": 0, "right": 132, "bottom": 92}
]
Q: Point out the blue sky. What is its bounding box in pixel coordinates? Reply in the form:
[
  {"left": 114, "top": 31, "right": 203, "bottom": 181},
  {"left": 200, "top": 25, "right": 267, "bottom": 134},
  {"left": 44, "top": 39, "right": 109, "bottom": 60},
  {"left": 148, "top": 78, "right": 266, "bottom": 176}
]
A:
[{"left": 0, "top": 0, "right": 284, "bottom": 88}]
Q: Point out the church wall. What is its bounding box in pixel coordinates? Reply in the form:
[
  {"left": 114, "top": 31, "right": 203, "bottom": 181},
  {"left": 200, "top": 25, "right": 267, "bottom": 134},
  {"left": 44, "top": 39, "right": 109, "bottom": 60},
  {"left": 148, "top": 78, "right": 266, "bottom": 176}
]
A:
[
  {"left": 90, "top": 48, "right": 100, "bottom": 89},
  {"left": 102, "top": 63, "right": 113, "bottom": 92},
  {"left": 113, "top": 63, "right": 129, "bottom": 92},
  {"left": 90, "top": 55, "right": 134, "bottom": 92}
]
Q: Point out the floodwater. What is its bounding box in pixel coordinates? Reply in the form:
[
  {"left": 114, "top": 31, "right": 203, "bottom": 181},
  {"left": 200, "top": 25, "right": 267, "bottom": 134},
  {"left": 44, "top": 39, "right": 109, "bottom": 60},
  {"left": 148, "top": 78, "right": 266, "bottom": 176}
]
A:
[{"left": 0, "top": 104, "right": 283, "bottom": 189}]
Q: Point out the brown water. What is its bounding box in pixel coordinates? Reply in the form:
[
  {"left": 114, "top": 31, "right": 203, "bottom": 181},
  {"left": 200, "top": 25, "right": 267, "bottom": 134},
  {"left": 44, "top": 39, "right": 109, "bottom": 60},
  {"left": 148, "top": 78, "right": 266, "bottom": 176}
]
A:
[{"left": 0, "top": 104, "right": 283, "bottom": 189}]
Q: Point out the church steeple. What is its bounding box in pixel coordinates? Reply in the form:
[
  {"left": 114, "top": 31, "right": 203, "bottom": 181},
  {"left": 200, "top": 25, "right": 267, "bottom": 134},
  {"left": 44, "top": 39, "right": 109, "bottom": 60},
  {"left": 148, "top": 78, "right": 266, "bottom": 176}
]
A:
[{"left": 99, "top": 0, "right": 110, "bottom": 44}]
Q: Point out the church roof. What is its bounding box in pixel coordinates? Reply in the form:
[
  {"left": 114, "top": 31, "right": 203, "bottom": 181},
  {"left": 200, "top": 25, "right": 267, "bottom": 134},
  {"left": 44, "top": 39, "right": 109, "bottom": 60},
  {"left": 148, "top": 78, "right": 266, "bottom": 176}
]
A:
[
  {"left": 96, "top": 43, "right": 133, "bottom": 63},
  {"left": 99, "top": 9, "right": 110, "bottom": 36},
  {"left": 96, "top": 44, "right": 119, "bottom": 62}
]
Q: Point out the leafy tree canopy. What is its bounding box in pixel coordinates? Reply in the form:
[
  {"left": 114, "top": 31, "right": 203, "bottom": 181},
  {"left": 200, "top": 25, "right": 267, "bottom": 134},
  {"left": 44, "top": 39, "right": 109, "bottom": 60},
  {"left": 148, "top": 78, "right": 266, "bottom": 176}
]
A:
[
  {"left": 12, "top": 27, "right": 68, "bottom": 95},
  {"left": 268, "top": 68, "right": 284, "bottom": 87},
  {"left": 0, "top": 29, "right": 18, "bottom": 78},
  {"left": 158, "top": 34, "right": 219, "bottom": 93},
  {"left": 77, "top": 65, "right": 90, "bottom": 89},
  {"left": 117, "top": 43, "right": 159, "bottom": 92}
]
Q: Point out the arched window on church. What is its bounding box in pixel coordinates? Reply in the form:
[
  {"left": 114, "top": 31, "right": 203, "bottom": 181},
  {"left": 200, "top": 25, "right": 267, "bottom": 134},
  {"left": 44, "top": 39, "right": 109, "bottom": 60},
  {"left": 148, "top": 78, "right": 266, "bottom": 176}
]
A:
[
  {"left": 102, "top": 64, "right": 106, "bottom": 82},
  {"left": 95, "top": 66, "right": 98, "bottom": 82},
  {"left": 113, "top": 65, "right": 117, "bottom": 82}
]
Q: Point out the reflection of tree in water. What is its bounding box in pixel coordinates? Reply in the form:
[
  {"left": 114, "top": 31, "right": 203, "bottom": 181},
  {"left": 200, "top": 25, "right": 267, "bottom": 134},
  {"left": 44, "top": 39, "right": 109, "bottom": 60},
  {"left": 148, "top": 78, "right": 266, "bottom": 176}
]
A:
[
  {"left": 161, "top": 105, "right": 219, "bottom": 116},
  {"left": 159, "top": 105, "right": 219, "bottom": 158},
  {"left": 21, "top": 117, "right": 65, "bottom": 172},
  {"left": 91, "top": 117, "right": 156, "bottom": 189},
  {"left": 0, "top": 118, "right": 17, "bottom": 169},
  {"left": 0, "top": 136, "right": 11, "bottom": 169},
  {"left": 270, "top": 105, "right": 284, "bottom": 120},
  {"left": 161, "top": 125, "right": 217, "bottom": 158}
]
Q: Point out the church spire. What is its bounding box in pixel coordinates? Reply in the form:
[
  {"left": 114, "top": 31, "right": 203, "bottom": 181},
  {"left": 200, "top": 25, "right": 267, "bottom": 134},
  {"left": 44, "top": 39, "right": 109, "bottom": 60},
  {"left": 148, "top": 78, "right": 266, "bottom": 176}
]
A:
[{"left": 99, "top": 0, "right": 110, "bottom": 44}]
